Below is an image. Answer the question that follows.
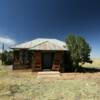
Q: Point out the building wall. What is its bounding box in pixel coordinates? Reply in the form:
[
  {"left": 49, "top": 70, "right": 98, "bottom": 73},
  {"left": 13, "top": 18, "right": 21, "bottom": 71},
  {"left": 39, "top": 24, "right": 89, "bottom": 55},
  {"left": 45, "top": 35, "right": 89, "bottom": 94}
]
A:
[
  {"left": 61, "top": 51, "right": 73, "bottom": 72},
  {"left": 52, "top": 51, "right": 63, "bottom": 71},
  {"left": 13, "top": 50, "right": 69, "bottom": 72},
  {"left": 32, "top": 51, "right": 42, "bottom": 71},
  {"left": 13, "top": 49, "right": 32, "bottom": 69},
  {"left": 31, "top": 51, "right": 64, "bottom": 71}
]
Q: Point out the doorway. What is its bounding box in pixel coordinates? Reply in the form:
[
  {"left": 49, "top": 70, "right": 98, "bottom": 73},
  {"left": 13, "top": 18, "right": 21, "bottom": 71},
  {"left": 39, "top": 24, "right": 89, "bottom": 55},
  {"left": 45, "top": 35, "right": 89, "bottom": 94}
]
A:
[{"left": 42, "top": 52, "right": 54, "bottom": 71}]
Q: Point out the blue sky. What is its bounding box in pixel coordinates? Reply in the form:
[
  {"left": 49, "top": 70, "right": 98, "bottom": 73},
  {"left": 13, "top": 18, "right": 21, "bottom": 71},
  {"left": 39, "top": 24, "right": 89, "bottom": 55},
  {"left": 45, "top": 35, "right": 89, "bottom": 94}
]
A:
[{"left": 0, "top": 0, "right": 100, "bottom": 58}]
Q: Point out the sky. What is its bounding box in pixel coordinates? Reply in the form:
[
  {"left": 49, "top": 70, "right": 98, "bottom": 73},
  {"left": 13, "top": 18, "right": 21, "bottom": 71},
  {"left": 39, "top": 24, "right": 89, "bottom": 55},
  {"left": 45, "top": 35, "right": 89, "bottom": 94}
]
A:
[{"left": 0, "top": 0, "right": 100, "bottom": 58}]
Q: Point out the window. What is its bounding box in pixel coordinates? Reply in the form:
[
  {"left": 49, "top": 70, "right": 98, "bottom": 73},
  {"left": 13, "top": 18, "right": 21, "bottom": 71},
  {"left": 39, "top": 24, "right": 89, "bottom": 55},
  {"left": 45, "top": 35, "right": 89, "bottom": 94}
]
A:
[
  {"left": 19, "top": 50, "right": 30, "bottom": 65},
  {"left": 14, "top": 50, "right": 32, "bottom": 65}
]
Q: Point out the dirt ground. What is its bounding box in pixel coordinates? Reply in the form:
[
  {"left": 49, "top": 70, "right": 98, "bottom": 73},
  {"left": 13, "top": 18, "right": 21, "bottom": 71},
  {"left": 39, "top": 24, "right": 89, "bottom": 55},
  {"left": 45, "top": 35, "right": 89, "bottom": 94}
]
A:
[
  {"left": 5, "top": 64, "right": 100, "bottom": 79},
  {"left": 0, "top": 64, "right": 100, "bottom": 100},
  {"left": 9, "top": 67, "right": 100, "bottom": 81}
]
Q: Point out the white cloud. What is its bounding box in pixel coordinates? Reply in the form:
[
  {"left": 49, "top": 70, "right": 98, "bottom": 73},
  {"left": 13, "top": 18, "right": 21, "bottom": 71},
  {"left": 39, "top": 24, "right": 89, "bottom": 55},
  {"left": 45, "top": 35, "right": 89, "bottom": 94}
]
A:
[
  {"left": 0, "top": 37, "right": 16, "bottom": 45},
  {"left": 0, "top": 36, "right": 16, "bottom": 53}
]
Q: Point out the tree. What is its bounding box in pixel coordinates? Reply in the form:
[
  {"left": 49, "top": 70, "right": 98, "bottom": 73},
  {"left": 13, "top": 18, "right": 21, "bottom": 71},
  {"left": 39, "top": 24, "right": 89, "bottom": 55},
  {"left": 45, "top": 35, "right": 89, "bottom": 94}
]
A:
[
  {"left": 65, "top": 34, "right": 92, "bottom": 71},
  {"left": 1, "top": 50, "right": 13, "bottom": 65}
]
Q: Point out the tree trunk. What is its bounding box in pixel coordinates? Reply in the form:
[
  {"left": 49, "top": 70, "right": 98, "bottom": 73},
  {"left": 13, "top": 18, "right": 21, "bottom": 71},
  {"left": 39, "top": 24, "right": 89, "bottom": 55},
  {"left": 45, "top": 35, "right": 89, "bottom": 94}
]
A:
[{"left": 74, "top": 61, "right": 79, "bottom": 72}]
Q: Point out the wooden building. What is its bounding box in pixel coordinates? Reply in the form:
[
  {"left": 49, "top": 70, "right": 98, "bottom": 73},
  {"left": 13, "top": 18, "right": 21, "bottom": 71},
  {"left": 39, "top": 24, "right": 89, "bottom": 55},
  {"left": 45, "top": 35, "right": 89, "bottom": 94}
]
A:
[{"left": 11, "top": 38, "right": 70, "bottom": 72}]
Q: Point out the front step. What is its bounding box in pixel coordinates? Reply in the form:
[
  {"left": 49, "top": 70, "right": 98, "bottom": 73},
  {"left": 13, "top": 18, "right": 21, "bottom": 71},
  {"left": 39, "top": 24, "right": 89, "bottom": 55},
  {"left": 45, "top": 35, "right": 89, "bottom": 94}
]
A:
[{"left": 37, "top": 71, "right": 61, "bottom": 78}]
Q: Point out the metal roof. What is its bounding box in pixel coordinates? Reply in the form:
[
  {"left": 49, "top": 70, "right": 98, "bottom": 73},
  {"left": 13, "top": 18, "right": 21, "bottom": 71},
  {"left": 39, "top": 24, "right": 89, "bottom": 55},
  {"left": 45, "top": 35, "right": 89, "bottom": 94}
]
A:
[{"left": 12, "top": 38, "right": 68, "bottom": 51}]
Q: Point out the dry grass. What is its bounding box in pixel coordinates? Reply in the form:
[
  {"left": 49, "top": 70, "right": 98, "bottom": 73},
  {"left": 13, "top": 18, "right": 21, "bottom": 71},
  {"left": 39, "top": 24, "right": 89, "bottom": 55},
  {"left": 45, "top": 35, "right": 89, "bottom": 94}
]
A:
[
  {"left": 0, "top": 60, "right": 100, "bottom": 100},
  {"left": 83, "top": 58, "right": 100, "bottom": 68}
]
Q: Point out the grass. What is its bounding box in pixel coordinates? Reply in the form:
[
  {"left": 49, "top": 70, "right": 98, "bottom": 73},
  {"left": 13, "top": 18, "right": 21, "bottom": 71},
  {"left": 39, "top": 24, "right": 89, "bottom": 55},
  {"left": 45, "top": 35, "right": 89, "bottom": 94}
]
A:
[
  {"left": 82, "top": 58, "right": 100, "bottom": 68},
  {"left": 0, "top": 74, "right": 100, "bottom": 100},
  {"left": 0, "top": 59, "right": 100, "bottom": 100}
]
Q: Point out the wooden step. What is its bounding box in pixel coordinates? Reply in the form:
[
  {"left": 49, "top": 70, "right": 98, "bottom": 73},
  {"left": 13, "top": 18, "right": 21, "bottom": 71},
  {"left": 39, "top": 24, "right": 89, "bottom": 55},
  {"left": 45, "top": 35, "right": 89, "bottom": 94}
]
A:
[{"left": 37, "top": 71, "right": 61, "bottom": 78}]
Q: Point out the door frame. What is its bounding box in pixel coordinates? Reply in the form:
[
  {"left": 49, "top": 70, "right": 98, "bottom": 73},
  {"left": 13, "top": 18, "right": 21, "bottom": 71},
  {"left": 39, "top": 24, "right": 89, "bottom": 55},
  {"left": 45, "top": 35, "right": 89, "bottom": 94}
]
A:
[{"left": 42, "top": 51, "right": 55, "bottom": 70}]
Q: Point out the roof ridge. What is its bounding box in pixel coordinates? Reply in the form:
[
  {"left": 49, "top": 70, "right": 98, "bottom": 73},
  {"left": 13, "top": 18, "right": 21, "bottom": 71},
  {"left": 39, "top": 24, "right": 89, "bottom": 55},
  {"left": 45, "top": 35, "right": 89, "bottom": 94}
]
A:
[
  {"left": 31, "top": 40, "right": 48, "bottom": 48},
  {"left": 30, "top": 40, "right": 65, "bottom": 50},
  {"left": 48, "top": 40, "right": 62, "bottom": 46},
  {"left": 48, "top": 40, "right": 64, "bottom": 49}
]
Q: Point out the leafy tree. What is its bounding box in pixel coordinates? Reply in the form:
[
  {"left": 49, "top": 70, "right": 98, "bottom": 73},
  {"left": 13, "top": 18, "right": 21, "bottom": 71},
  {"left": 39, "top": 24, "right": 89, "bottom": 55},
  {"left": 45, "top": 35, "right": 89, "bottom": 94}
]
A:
[
  {"left": 1, "top": 50, "right": 13, "bottom": 65},
  {"left": 77, "top": 36, "right": 92, "bottom": 64},
  {"left": 66, "top": 34, "right": 92, "bottom": 71}
]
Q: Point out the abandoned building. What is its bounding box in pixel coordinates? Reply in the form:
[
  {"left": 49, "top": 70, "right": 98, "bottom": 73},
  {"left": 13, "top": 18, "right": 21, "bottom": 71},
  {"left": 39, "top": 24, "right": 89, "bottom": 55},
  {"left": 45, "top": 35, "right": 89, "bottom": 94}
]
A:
[{"left": 11, "top": 38, "right": 71, "bottom": 72}]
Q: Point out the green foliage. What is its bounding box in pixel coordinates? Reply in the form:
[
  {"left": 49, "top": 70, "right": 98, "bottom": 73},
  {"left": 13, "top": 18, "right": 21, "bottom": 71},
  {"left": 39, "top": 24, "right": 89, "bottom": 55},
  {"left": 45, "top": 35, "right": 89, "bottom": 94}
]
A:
[
  {"left": 66, "top": 34, "right": 92, "bottom": 70},
  {"left": 1, "top": 50, "right": 13, "bottom": 65},
  {"left": 77, "top": 36, "right": 91, "bottom": 64}
]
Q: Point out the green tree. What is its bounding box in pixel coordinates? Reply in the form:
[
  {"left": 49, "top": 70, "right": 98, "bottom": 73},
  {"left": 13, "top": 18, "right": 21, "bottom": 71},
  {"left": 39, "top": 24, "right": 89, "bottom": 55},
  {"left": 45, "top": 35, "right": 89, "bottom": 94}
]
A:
[
  {"left": 66, "top": 34, "right": 92, "bottom": 71},
  {"left": 2, "top": 50, "right": 13, "bottom": 65}
]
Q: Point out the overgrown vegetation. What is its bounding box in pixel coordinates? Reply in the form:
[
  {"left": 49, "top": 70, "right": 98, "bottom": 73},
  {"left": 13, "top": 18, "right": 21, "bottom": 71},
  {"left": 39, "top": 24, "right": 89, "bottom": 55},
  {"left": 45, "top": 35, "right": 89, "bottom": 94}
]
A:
[{"left": 1, "top": 50, "right": 13, "bottom": 65}]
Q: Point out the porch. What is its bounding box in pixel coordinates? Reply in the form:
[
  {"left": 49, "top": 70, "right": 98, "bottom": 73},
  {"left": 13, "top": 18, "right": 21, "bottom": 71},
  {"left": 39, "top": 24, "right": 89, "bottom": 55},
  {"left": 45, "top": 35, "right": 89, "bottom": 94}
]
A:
[{"left": 13, "top": 50, "right": 64, "bottom": 72}]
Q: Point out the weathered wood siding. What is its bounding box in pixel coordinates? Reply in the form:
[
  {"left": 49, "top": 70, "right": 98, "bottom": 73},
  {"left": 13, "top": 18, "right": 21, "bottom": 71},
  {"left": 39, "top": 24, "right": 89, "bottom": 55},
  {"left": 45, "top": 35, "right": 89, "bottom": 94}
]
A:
[
  {"left": 13, "top": 50, "right": 31, "bottom": 69},
  {"left": 32, "top": 51, "right": 42, "bottom": 71},
  {"left": 52, "top": 51, "right": 63, "bottom": 71},
  {"left": 13, "top": 50, "right": 65, "bottom": 71},
  {"left": 13, "top": 65, "right": 30, "bottom": 69}
]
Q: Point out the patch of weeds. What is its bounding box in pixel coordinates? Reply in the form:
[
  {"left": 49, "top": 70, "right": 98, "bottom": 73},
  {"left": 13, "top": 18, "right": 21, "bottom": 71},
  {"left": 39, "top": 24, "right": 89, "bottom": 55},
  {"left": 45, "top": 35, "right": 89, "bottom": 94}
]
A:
[
  {"left": 0, "top": 84, "right": 5, "bottom": 91},
  {"left": 0, "top": 67, "right": 8, "bottom": 77},
  {"left": 8, "top": 84, "right": 20, "bottom": 97},
  {"left": 74, "top": 93, "right": 81, "bottom": 100}
]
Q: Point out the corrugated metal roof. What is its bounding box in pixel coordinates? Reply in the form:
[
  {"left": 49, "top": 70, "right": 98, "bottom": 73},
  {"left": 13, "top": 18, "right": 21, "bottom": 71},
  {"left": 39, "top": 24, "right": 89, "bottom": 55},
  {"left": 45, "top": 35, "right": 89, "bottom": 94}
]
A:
[{"left": 12, "top": 38, "right": 68, "bottom": 51}]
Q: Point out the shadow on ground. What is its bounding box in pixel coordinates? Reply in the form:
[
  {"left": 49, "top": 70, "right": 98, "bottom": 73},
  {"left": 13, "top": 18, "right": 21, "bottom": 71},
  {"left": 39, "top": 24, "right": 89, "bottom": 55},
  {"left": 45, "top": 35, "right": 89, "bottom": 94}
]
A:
[{"left": 64, "top": 66, "right": 100, "bottom": 73}]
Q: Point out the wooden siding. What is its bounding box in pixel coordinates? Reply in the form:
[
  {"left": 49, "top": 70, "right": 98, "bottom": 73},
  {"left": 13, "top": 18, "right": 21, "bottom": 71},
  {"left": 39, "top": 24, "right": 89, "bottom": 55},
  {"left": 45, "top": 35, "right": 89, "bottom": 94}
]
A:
[
  {"left": 32, "top": 51, "right": 42, "bottom": 71},
  {"left": 52, "top": 51, "right": 63, "bottom": 71},
  {"left": 13, "top": 50, "right": 65, "bottom": 72},
  {"left": 13, "top": 65, "right": 30, "bottom": 70},
  {"left": 13, "top": 50, "right": 31, "bottom": 69}
]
